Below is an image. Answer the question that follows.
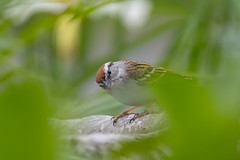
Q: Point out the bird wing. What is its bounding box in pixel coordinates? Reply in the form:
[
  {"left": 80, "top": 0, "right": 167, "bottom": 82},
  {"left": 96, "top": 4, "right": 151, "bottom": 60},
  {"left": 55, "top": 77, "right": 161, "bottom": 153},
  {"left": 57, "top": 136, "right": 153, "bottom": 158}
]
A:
[{"left": 124, "top": 60, "right": 191, "bottom": 84}]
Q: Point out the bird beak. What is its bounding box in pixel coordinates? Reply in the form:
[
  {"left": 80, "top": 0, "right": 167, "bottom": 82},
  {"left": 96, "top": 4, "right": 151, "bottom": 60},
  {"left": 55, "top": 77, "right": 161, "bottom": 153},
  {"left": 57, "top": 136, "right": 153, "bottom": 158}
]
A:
[{"left": 103, "top": 80, "right": 111, "bottom": 90}]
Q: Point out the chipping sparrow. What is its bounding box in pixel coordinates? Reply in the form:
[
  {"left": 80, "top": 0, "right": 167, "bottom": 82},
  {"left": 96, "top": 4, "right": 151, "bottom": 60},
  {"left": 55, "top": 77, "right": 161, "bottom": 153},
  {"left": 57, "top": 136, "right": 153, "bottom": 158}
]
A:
[{"left": 96, "top": 60, "right": 191, "bottom": 124}]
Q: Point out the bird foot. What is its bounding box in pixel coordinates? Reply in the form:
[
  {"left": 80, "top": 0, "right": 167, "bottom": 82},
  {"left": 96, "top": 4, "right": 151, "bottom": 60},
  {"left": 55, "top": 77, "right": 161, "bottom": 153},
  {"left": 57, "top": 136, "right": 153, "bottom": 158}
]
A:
[
  {"left": 111, "top": 109, "right": 152, "bottom": 126},
  {"left": 129, "top": 110, "right": 150, "bottom": 123},
  {"left": 111, "top": 111, "right": 135, "bottom": 126}
]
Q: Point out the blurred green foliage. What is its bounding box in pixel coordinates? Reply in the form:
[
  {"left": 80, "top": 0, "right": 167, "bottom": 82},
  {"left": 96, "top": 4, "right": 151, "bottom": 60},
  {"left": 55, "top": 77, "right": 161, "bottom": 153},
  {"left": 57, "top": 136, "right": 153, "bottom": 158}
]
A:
[
  {"left": 0, "top": 0, "right": 240, "bottom": 159},
  {"left": 0, "top": 71, "right": 55, "bottom": 160}
]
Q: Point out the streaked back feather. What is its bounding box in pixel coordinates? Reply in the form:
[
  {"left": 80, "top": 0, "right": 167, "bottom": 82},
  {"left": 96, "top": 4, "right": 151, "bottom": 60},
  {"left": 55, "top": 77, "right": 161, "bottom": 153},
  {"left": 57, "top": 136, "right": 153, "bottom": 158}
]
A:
[{"left": 124, "top": 60, "right": 191, "bottom": 84}]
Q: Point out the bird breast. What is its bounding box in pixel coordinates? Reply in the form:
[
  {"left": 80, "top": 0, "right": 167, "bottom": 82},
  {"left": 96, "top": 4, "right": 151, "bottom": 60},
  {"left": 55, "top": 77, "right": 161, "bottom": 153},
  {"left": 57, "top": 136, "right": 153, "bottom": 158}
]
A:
[{"left": 106, "top": 80, "right": 155, "bottom": 106}]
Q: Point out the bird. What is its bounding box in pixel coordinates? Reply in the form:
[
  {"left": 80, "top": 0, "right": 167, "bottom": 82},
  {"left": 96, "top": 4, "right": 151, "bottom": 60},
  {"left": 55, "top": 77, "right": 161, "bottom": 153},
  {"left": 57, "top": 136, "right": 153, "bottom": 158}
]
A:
[{"left": 96, "top": 60, "right": 192, "bottom": 125}]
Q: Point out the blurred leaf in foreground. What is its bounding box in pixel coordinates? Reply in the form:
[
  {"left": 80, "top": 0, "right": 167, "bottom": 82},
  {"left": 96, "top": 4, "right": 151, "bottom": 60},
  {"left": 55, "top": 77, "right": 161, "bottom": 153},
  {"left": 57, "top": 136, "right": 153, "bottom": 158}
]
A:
[
  {"left": 153, "top": 76, "right": 239, "bottom": 160},
  {"left": 0, "top": 71, "right": 55, "bottom": 160}
]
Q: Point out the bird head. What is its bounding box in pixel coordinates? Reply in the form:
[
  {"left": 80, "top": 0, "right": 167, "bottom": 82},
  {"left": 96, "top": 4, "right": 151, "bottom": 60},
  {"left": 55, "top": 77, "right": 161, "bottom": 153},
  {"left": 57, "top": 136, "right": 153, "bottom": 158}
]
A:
[
  {"left": 96, "top": 61, "right": 128, "bottom": 91},
  {"left": 96, "top": 62, "right": 114, "bottom": 90}
]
